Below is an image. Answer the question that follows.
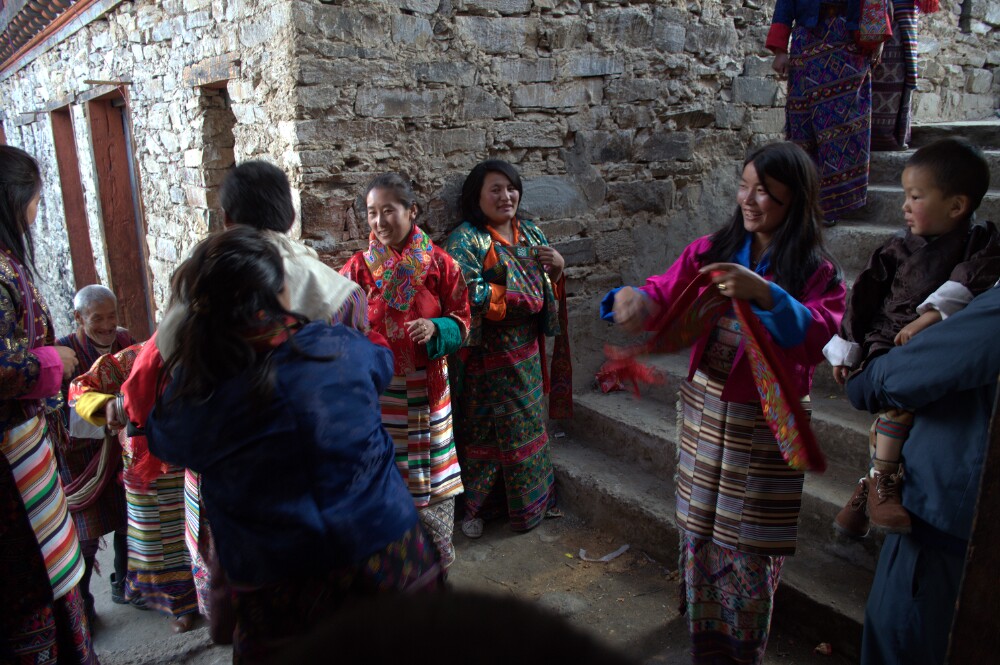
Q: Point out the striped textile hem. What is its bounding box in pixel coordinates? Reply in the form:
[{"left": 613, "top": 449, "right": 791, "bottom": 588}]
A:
[
  {"left": 2, "top": 415, "right": 85, "bottom": 599},
  {"left": 381, "top": 369, "right": 463, "bottom": 507}
]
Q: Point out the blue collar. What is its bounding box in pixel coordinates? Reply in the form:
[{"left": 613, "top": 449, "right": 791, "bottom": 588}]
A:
[{"left": 734, "top": 233, "right": 771, "bottom": 275}]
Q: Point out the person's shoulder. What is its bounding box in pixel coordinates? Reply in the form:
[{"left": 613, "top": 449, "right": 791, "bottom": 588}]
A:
[
  {"left": 447, "top": 221, "right": 483, "bottom": 243},
  {"left": 56, "top": 332, "right": 75, "bottom": 347}
]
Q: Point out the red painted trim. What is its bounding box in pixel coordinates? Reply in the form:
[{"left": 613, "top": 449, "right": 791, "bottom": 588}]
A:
[
  {"left": 0, "top": 0, "right": 101, "bottom": 73},
  {"left": 50, "top": 106, "right": 98, "bottom": 289},
  {"left": 87, "top": 92, "right": 152, "bottom": 339}
]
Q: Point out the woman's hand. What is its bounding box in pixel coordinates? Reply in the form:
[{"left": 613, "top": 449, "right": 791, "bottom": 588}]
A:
[
  {"left": 701, "top": 263, "right": 774, "bottom": 310},
  {"left": 534, "top": 245, "right": 565, "bottom": 279},
  {"left": 405, "top": 318, "right": 437, "bottom": 345},
  {"left": 55, "top": 345, "right": 79, "bottom": 380},
  {"left": 612, "top": 287, "right": 661, "bottom": 334},
  {"left": 104, "top": 398, "right": 125, "bottom": 431},
  {"left": 772, "top": 52, "right": 789, "bottom": 77}
]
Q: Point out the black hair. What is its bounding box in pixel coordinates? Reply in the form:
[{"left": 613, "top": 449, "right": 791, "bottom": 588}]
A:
[
  {"left": 161, "top": 226, "right": 303, "bottom": 404},
  {"left": 0, "top": 145, "right": 42, "bottom": 268},
  {"left": 365, "top": 173, "right": 421, "bottom": 213},
  {"left": 219, "top": 161, "right": 295, "bottom": 233},
  {"left": 698, "top": 141, "right": 840, "bottom": 298},
  {"left": 906, "top": 137, "right": 990, "bottom": 214},
  {"left": 459, "top": 159, "right": 523, "bottom": 229}
]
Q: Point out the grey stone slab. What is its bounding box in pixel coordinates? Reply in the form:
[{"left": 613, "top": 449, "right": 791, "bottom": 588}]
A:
[
  {"left": 460, "top": 86, "right": 512, "bottom": 119},
  {"left": 594, "top": 7, "right": 653, "bottom": 48},
  {"left": 574, "top": 129, "right": 634, "bottom": 163},
  {"left": 355, "top": 86, "right": 449, "bottom": 118},
  {"left": 495, "top": 120, "right": 564, "bottom": 148},
  {"left": 605, "top": 78, "right": 661, "bottom": 103},
  {"left": 635, "top": 131, "right": 693, "bottom": 163},
  {"left": 684, "top": 20, "right": 739, "bottom": 54},
  {"left": 521, "top": 175, "right": 589, "bottom": 219},
  {"left": 392, "top": 14, "right": 433, "bottom": 45},
  {"left": 732, "top": 76, "right": 780, "bottom": 106},
  {"left": 458, "top": 0, "right": 532, "bottom": 14},
  {"left": 413, "top": 61, "right": 477, "bottom": 86},
  {"left": 454, "top": 16, "right": 538, "bottom": 54},
  {"left": 552, "top": 237, "right": 595, "bottom": 266},
  {"left": 492, "top": 57, "right": 556, "bottom": 82},
  {"left": 560, "top": 52, "right": 625, "bottom": 78},
  {"left": 512, "top": 79, "right": 600, "bottom": 109}
]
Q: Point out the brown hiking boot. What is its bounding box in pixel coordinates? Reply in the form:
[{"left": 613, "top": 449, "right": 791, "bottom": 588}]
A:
[
  {"left": 867, "top": 469, "right": 912, "bottom": 533},
  {"left": 834, "top": 477, "right": 870, "bottom": 538}
]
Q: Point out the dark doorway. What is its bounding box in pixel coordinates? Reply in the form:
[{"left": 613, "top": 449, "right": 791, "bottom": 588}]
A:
[
  {"left": 50, "top": 106, "right": 98, "bottom": 289},
  {"left": 87, "top": 91, "right": 153, "bottom": 339}
]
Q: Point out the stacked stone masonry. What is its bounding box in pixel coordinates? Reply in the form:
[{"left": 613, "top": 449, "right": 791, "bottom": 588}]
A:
[{"left": 0, "top": 0, "right": 996, "bottom": 347}]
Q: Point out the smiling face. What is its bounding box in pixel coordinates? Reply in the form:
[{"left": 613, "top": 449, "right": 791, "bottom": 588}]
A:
[
  {"left": 478, "top": 171, "right": 520, "bottom": 227},
  {"left": 75, "top": 298, "right": 119, "bottom": 347},
  {"left": 366, "top": 187, "right": 417, "bottom": 251},
  {"left": 737, "top": 162, "right": 792, "bottom": 244},
  {"left": 901, "top": 166, "right": 967, "bottom": 237}
]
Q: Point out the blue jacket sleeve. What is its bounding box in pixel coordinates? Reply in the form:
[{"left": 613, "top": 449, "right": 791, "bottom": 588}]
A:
[
  {"left": 751, "top": 282, "right": 814, "bottom": 348},
  {"left": 847, "top": 287, "right": 1000, "bottom": 413}
]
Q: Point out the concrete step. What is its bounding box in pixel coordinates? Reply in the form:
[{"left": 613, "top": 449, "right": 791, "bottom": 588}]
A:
[
  {"left": 553, "top": 438, "right": 872, "bottom": 661},
  {"left": 560, "top": 390, "right": 875, "bottom": 561},
  {"left": 909, "top": 120, "right": 1000, "bottom": 150},
  {"left": 869, "top": 148, "right": 1000, "bottom": 190},
  {"left": 842, "top": 186, "right": 1000, "bottom": 225},
  {"left": 824, "top": 219, "right": 900, "bottom": 275}
]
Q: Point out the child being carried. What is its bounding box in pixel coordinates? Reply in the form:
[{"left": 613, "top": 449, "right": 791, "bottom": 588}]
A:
[{"left": 824, "top": 138, "right": 1000, "bottom": 537}]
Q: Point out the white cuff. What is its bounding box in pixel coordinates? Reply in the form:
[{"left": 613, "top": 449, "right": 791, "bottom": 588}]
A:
[
  {"left": 823, "top": 334, "right": 862, "bottom": 367},
  {"left": 915, "top": 280, "right": 973, "bottom": 320}
]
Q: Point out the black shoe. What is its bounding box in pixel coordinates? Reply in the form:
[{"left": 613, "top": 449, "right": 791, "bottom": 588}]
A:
[
  {"left": 110, "top": 573, "right": 127, "bottom": 605},
  {"left": 822, "top": 218, "right": 838, "bottom": 227}
]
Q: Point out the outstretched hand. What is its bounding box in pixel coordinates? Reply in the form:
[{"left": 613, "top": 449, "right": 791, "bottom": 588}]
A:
[{"left": 611, "top": 287, "right": 661, "bottom": 335}]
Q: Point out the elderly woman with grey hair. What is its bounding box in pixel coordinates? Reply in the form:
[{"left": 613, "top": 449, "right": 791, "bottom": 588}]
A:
[{"left": 56, "top": 284, "right": 137, "bottom": 625}]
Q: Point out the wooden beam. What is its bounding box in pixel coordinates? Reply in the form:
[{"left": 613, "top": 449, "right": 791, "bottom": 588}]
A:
[{"left": 50, "top": 105, "right": 99, "bottom": 289}]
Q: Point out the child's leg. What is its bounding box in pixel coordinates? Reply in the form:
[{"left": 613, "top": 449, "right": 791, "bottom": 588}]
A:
[
  {"left": 867, "top": 409, "right": 913, "bottom": 533},
  {"left": 872, "top": 409, "right": 913, "bottom": 474}
]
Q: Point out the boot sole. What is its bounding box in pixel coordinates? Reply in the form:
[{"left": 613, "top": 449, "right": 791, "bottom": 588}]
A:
[{"left": 832, "top": 520, "right": 870, "bottom": 540}]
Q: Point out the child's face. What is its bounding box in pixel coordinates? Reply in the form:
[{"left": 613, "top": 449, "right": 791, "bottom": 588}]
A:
[
  {"left": 901, "top": 166, "right": 968, "bottom": 237},
  {"left": 367, "top": 187, "right": 417, "bottom": 250}
]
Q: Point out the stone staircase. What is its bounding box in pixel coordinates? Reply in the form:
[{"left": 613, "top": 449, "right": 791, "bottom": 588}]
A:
[{"left": 550, "top": 119, "right": 1000, "bottom": 661}]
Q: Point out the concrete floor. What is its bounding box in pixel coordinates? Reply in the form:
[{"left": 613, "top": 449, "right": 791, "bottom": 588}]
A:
[{"left": 90, "top": 514, "right": 853, "bottom": 664}]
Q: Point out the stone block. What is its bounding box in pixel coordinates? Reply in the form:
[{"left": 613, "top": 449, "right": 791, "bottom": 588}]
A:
[
  {"left": 414, "top": 62, "right": 477, "bottom": 86},
  {"left": 733, "top": 77, "right": 780, "bottom": 106},
  {"left": 454, "top": 16, "right": 538, "bottom": 54},
  {"left": 538, "top": 19, "right": 587, "bottom": 50},
  {"left": 396, "top": 0, "right": 440, "bottom": 14},
  {"left": 493, "top": 57, "right": 556, "bottom": 82},
  {"left": 595, "top": 229, "right": 636, "bottom": 263},
  {"left": 458, "top": 0, "right": 532, "bottom": 14},
  {"left": 513, "top": 79, "right": 600, "bottom": 108},
  {"left": 743, "top": 55, "right": 773, "bottom": 77},
  {"left": 239, "top": 13, "right": 281, "bottom": 49},
  {"left": 653, "top": 18, "right": 685, "bottom": 53},
  {"left": 355, "top": 87, "right": 448, "bottom": 118},
  {"left": 606, "top": 78, "right": 660, "bottom": 103},
  {"left": 594, "top": 7, "right": 653, "bottom": 48},
  {"left": 299, "top": 85, "right": 344, "bottom": 111},
  {"left": 425, "top": 128, "right": 488, "bottom": 155},
  {"left": 561, "top": 52, "right": 625, "bottom": 78},
  {"left": 574, "top": 130, "right": 634, "bottom": 163},
  {"left": 609, "top": 180, "right": 674, "bottom": 215},
  {"left": 185, "top": 0, "right": 212, "bottom": 10},
  {"left": 520, "top": 175, "right": 589, "bottom": 219},
  {"left": 635, "top": 132, "right": 693, "bottom": 162},
  {"left": 183, "top": 52, "right": 240, "bottom": 87},
  {"left": 715, "top": 104, "right": 746, "bottom": 129},
  {"left": 460, "top": 87, "right": 513, "bottom": 119},
  {"left": 749, "top": 108, "right": 785, "bottom": 134},
  {"left": 296, "top": 119, "right": 405, "bottom": 145},
  {"left": 187, "top": 10, "right": 212, "bottom": 30},
  {"left": 684, "top": 20, "right": 739, "bottom": 54},
  {"left": 184, "top": 148, "right": 203, "bottom": 168},
  {"left": 552, "top": 237, "right": 595, "bottom": 266},
  {"left": 966, "top": 68, "right": 993, "bottom": 94},
  {"left": 495, "top": 121, "right": 564, "bottom": 148},
  {"left": 316, "top": 7, "right": 382, "bottom": 42},
  {"left": 392, "top": 14, "right": 433, "bottom": 46}
]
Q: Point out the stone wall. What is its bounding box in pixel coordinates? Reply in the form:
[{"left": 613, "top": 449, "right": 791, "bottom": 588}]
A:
[{"left": 0, "top": 0, "right": 997, "bottom": 351}]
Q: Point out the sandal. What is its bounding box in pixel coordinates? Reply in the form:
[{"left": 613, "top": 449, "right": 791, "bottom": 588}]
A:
[{"left": 461, "top": 517, "right": 484, "bottom": 539}]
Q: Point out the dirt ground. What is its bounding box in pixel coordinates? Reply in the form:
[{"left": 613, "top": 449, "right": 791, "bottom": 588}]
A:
[{"left": 92, "top": 513, "right": 853, "bottom": 664}]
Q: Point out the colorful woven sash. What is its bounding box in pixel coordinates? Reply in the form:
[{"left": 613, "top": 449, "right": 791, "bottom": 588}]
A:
[
  {"left": 1, "top": 415, "right": 85, "bottom": 598},
  {"left": 858, "top": 0, "right": 892, "bottom": 49},
  {"left": 603, "top": 272, "right": 826, "bottom": 472},
  {"left": 363, "top": 226, "right": 433, "bottom": 312}
]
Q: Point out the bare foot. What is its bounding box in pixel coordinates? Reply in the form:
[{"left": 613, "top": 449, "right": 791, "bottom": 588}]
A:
[{"left": 171, "top": 614, "right": 195, "bottom": 633}]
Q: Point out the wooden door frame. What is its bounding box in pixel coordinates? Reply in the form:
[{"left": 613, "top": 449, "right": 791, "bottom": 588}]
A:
[
  {"left": 85, "top": 87, "right": 153, "bottom": 339},
  {"left": 50, "top": 105, "right": 99, "bottom": 289}
]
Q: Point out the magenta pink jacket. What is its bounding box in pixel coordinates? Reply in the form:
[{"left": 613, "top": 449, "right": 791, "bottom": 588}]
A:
[{"left": 638, "top": 235, "right": 846, "bottom": 403}]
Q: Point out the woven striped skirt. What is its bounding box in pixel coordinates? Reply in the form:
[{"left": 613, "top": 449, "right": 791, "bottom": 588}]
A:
[
  {"left": 871, "top": 1, "right": 919, "bottom": 151},
  {"left": 787, "top": 11, "right": 872, "bottom": 218},
  {"left": 122, "top": 462, "right": 197, "bottom": 618}
]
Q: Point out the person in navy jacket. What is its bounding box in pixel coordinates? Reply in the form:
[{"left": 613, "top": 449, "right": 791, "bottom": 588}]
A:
[{"left": 846, "top": 283, "right": 1000, "bottom": 664}]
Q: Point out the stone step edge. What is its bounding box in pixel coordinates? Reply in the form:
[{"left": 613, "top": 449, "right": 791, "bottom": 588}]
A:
[
  {"left": 568, "top": 382, "right": 872, "bottom": 476},
  {"left": 552, "top": 441, "right": 869, "bottom": 661}
]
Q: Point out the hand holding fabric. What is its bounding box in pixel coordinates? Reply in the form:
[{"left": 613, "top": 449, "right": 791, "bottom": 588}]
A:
[
  {"left": 701, "top": 262, "right": 775, "bottom": 310},
  {"left": 405, "top": 317, "right": 437, "bottom": 345}
]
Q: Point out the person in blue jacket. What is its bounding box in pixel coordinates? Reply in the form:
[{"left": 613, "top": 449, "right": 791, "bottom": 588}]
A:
[
  {"left": 146, "top": 226, "right": 442, "bottom": 663},
  {"left": 846, "top": 282, "right": 1000, "bottom": 665}
]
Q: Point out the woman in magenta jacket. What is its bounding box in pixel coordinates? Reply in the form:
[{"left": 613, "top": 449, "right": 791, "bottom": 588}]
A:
[{"left": 608, "top": 142, "right": 845, "bottom": 664}]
